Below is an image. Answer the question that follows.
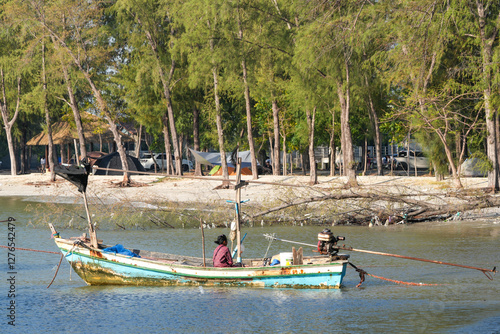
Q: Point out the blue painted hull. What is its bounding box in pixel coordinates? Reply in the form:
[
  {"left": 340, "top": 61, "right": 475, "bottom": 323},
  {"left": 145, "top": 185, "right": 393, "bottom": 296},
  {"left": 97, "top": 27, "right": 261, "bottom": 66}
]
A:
[{"left": 55, "top": 238, "right": 347, "bottom": 288}]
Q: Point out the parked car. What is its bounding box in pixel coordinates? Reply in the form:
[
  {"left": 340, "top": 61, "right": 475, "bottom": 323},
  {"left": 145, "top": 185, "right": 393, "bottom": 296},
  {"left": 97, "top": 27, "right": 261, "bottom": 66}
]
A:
[
  {"left": 392, "top": 150, "right": 429, "bottom": 170},
  {"left": 140, "top": 153, "right": 193, "bottom": 172}
]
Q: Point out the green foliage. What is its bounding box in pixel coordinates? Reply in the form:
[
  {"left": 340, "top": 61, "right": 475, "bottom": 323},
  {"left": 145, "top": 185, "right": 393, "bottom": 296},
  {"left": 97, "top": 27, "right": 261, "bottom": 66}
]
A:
[{"left": 0, "top": 0, "right": 498, "bottom": 180}]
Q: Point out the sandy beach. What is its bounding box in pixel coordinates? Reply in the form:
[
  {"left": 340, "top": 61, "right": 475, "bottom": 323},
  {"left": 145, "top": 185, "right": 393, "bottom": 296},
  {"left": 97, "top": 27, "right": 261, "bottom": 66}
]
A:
[{"left": 0, "top": 171, "right": 490, "bottom": 206}]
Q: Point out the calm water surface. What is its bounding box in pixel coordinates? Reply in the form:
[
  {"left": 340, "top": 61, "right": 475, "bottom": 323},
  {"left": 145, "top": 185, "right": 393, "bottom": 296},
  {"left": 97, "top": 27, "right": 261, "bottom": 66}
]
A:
[{"left": 1, "top": 196, "right": 499, "bottom": 333}]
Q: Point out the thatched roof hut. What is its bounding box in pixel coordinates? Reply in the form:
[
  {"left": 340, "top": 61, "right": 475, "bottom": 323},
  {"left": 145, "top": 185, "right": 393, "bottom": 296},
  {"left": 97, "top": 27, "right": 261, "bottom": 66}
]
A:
[{"left": 27, "top": 112, "right": 133, "bottom": 146}]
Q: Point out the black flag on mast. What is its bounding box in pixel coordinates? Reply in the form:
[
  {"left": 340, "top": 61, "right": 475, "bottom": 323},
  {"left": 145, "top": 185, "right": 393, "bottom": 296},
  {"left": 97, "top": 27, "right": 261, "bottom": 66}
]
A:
[{"left": 54, "top": 162, "right": 91, "bottom": 193}]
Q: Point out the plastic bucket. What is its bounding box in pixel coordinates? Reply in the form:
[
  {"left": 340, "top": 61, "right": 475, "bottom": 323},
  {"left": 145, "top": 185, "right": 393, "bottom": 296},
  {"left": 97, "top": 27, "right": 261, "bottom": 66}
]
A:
[{"left": 280, "top": 252, "right": 294, "bottom": 266}]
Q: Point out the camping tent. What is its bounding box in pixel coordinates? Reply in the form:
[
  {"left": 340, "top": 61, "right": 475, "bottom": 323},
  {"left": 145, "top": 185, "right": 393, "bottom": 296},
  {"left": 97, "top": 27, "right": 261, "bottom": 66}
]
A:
[
  {"left": 93, "top": 152, "right": 145, "bottom": 175},
  {"left": 208, "top": 165, "right": 252, "bottom": 176},
  {"left": 460, "top": 158, "right": 488, "bottom": 177},
  {"left": 189, "top": 149, "right": 254, "bottom": 168}
]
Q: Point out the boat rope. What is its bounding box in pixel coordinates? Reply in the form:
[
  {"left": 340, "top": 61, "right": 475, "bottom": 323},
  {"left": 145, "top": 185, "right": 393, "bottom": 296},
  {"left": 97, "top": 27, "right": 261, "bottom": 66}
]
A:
[
  {"left": 0, "top": 217, "right": 16, "bottom": 222},
  {"left": 47, "top": 253, "right": 64, "bottom": 289},
  {"left": 0, "top": 245, "right": 60, "bottom": 254},
  {"left": 339, "top": 245, "right": 497, "bottom": 278},
  {"left": 264, "top": 234, "right": 497, "bottom": 279},
  {"left": 348, "top": 262, "right": 366, "bottom": 288},
  {"left": 262, "top": 233, "right": 276, "bottom": 263},
  {"left": 46, "top": 240, "right": 83, "bottom": 288},
  {"left": 64, "top": 242, "right": 80, "bottom": 257},
  {"left": 348, "top": 262, "right": 442, "bottom": 287}
]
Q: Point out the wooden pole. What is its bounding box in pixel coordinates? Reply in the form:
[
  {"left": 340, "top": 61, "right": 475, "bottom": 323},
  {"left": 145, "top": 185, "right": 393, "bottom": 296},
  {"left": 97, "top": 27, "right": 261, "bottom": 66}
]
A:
[
  {"left": 73, "top": 139, "right": 79, "bottom": 162},
  {"left": 235, "top": 158, "right": 242, "bottom": 263},
  {"left": 338, "top": 245, "right": 497, "bottom": 275},
  {"left": 264, "top": 234, "right": 497, "bottom": 275},
  {"left": 82, "top": 191, "right": 98, "bottom": 248},
  {"left": 200, "top": 218, "right": 206, "bottom": 267}
]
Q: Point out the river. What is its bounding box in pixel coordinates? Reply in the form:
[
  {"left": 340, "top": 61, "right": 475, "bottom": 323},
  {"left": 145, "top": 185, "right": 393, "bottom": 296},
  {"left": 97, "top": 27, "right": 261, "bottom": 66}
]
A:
[{"left": 1, "top": 196, "right": 499, "bottom": 333}]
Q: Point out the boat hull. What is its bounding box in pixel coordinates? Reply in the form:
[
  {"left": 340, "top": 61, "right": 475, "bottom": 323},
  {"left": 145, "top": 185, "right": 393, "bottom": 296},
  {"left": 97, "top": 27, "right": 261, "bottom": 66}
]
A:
[{"left": 55, "top": 238, "right": 347, "bottom": 289}]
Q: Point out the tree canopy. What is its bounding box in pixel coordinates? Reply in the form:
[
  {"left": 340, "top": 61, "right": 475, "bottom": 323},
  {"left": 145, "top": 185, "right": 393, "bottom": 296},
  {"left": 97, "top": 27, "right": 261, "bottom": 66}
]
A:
[{"left": 0, "top": 0, "right": 499, "bottom": 189}]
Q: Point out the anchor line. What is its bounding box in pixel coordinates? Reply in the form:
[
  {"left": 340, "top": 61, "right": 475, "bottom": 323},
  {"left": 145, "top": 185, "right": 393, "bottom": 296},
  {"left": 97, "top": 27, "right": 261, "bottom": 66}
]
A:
[
  {"left": 348, "top": 262, "right": 443, "bottom": 287},
  {"left": 263, "top": 234, "right": 497, "bottom": 278},
  {"left": 47, "top": 253, "right": 64, "bottom": 289},
  {"left": 0, "top": 245, "right": 60, "bottom": 254}
]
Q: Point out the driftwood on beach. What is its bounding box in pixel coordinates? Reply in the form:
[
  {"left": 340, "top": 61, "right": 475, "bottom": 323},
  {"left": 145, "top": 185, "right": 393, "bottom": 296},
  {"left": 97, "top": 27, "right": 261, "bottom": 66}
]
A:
[
  {"left": 5, "top": 171, "right": 497, "bottom": 228},
  {"left": 247, "top": 184, "right": 499, "bottom": 225}
]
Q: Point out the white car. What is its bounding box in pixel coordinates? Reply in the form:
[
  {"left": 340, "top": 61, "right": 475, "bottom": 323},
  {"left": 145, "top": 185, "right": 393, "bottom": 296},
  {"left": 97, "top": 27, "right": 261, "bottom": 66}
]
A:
[
  {"left": 392, "top": 150, "right": 429, "bottom": 170},
  {"left": 140, "top": 153, "right": 193, "bottom": 172}
]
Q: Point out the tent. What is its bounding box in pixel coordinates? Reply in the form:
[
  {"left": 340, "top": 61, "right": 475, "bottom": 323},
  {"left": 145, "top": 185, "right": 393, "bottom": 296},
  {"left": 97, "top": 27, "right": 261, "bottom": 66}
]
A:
[
  {"left": 189, "top": 149, "right": 254, "bottom": 168},
  {"left": 460, "top": 158, "right": 488, "bottom": 177},
  {"left": 93, "top": 152, "right": 145, "bottom": 175},
  {"left": 209, "top": 165, "right": 252, "bottom": 176}
]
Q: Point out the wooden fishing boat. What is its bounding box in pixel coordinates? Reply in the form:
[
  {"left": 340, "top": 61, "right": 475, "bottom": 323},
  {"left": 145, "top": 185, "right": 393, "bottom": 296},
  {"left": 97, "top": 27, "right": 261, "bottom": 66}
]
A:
[
  {"left": 50, "top": 231, "right": 349, "bottom": 288},
  {"left": 49, "top": 162, "right": 496, "bottom": 288},
  {"left": 50, "top": 161, "right": 350, "bottom": 289}
]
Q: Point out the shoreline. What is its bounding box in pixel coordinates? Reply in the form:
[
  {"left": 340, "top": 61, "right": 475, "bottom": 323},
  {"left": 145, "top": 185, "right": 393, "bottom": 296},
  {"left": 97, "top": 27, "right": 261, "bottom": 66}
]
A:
[
  {"left": 0, "top": 171, "right": 491, "bottom": 202},
  {"left": 2, "top": 172, "right": 500, "bottom": 229},
  {"left": 0, "top": 171, "right": 490, "bottom": 207}
]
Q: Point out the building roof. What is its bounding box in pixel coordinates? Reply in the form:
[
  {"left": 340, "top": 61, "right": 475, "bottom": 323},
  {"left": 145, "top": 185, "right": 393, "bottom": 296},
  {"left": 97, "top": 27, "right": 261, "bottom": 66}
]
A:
[{"left": 27, "top": 113, "right": 133, "bottom": 146}]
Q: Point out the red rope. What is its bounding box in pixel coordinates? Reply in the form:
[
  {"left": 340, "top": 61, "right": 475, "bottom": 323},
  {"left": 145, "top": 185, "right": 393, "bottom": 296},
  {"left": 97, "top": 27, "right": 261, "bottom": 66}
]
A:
[
  {"left": 365, "top": 272, "right": 442, "bottom": 286},
  {"left": 0, "top": 245, "right": 60, "bottom": 255},
  {"left": 348, "top": 261, "right": 442, "bottom": 287}
]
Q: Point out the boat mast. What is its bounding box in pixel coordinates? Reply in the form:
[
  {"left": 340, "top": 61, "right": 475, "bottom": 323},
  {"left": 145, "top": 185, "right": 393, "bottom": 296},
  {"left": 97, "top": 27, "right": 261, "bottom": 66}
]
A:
[
  {"left": 54, "top": 163, "right": 98, "bottom": 248},
  {"left": 82, "top": 189, "right": 98, "bottom": 248},
  {"left": 235, "top": 158, "right": 242, "bottom": 263}
]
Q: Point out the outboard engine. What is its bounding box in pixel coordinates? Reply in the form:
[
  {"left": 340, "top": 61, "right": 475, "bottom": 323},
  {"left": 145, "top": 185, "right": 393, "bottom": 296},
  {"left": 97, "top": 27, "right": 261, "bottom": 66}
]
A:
[{"left": 317, "top": 229, "right": 345, "bottom": 259}]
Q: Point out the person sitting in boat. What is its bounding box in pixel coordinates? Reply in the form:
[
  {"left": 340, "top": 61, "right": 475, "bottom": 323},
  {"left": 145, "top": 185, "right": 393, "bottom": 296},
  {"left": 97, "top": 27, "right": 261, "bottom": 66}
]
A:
[{"left": 213, "top": 234, "right": 234, "bottom": 267}]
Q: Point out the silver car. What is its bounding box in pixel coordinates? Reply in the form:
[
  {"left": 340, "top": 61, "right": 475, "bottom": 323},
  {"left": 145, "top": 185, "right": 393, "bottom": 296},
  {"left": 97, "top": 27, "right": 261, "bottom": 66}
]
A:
[
  {"left": 140, "top": 153, "right": 193, "bottom": 172},
  {"left": 392, "top": 150, "right": 429, "bottom": 170}
]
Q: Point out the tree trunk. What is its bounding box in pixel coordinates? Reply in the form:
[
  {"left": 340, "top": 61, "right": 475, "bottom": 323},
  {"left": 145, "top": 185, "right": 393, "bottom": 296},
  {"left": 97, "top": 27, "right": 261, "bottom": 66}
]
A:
[
  {"left": 329, "top": 109, "right": 336, "bottom": 176},
  {"left": 238, "top": 21, "right": 258, "bottom": 180},
  {"left": 213, "top": 67, "right": 229, "bottom": 182},
  {"left": 134, "top": 124, "right": 142, "bottom": 159},
  {"left": 242, "top": 60, "right": 258, "bottom": 180},
  {"left": 269, "top": 135, "right": 274, "bottom": 169},
  {"left": 364, "top": 74, "right": 383, "bottom": 176},
  {"left": 301, "top": 151, "right": 307, "bottom": 175},
  {"left": 0, "top": 70, "right": 21, "bottom": 176},
  {"left": 362, "top": 136, "right": 368, "bottom": 176},
  {"left": 42, "top": 41, "right": 57, "bottom": 181},
  {"left": 193, "top": 106, "right": 202, "bottom": 176},
  {"left": 45, "top": 27, "right": 130, "bottom": 183},
  {"left": 50, "top": 8, "right": 88, "bottom": 163},
  {"left": 19, "top": 132, "right": 26, "bottom": 174},
  {"left": 282, "top": 134, "right": 287, "bottom": 176},
  {"left": 53, "top": 33, "right": 88, "bottom": 162},
  {"left": 337, "top": 76, "right": 357, "bottom": 186},
  {"left": 161, "top": 116, "right": 174, "bottom": 175},
  {"left": 306, "top": 107, "right": 317, "bottom": 185},
  {"left": 141, "top": 23, "right": 182, "bottom": 176},
  {"left": 272, "top": 99, "right": 280, "bottom": 176},
  {"left": 476, "top": 3, "right": 500, "bottom": 190},
  {"left": 159, "top": 61, "right": 182, "bottom": 176}
]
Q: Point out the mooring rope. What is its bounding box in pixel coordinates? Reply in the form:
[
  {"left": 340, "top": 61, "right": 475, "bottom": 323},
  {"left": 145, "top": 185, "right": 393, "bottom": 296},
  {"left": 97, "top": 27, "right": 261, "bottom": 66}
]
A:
[
  {"left": 348, "top": 262, "right": 442, "bottom": 287},
  {"left": 46, "top": 242, "right": 81, "bottom": 288},
  {"left": 0, "top": 245, "right": 60, "bottom": 254},
  {"left": 0, "top": 242, "right": 69, "bottom": 288},
  {"left": 0, "top": 217, "right": 16, "bottom": 222},
  {"left": 47, "top": 254, "right": 64, "bottom": 289}
]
